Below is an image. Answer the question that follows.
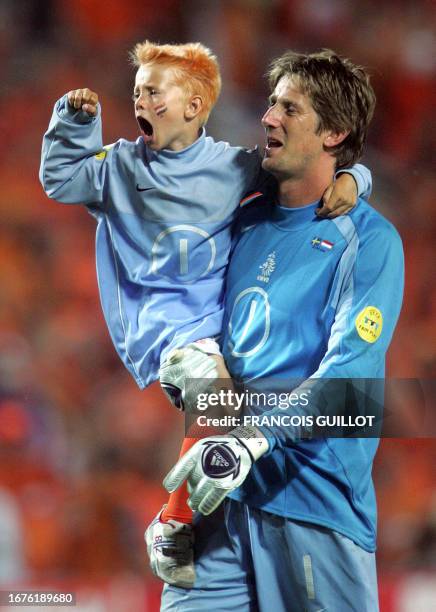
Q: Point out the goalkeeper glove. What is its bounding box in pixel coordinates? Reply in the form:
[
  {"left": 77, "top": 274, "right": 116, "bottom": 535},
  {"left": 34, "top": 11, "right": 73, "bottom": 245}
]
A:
[
  {"left": 159, "top": 343, "right": 222, "bottom": 411},
  {"left": 145, "top": 505, "right": 195, "bottom": 588},
  {"left": 164, "top": 427, "right": 269, "bottom": 515}
]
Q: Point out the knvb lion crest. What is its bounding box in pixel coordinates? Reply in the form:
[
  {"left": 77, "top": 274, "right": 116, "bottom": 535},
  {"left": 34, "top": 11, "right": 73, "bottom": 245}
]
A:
[
  {"left": 201, "top": 441, "right": 241, "bottom": 479},
  {"left": 257, "top": 251, "right": 276, "bottom": 283}
]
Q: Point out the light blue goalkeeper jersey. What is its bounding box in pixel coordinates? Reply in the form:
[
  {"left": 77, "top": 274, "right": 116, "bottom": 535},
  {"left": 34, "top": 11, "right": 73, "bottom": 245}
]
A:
[
  {"left": 40, "top": 95, "right": 372, "bottom": 388},
  {"left": 222, "top": 198, "right": 404, "bottom": 552}
]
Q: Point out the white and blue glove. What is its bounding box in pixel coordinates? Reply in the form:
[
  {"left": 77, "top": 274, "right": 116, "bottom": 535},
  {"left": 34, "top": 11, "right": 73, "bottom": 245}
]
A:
[
  {"left": 159, "top": 341, "right": 227, "bottom": 412},
  {"left": 164, "top": 428, "right": 269, "bottom": 515}
]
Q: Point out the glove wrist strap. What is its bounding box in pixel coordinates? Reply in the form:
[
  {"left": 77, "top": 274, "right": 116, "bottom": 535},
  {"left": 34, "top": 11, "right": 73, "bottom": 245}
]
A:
[{"left": 230, "top": 425, "right": 269, "bottom": 462}]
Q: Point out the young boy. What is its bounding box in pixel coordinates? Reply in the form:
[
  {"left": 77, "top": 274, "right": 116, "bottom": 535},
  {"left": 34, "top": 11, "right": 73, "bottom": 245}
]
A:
[{"left": 40, "top": 41, "right": 372, "bottom": 587}]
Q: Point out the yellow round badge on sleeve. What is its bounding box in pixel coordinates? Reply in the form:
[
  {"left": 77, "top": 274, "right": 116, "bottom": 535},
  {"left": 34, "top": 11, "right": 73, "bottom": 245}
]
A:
[
  {"left": 355, "top": 306, "right": 383, "bottom": 343},
  {"left": 95, "top": 144, "right": 114, "bottom": 160}
]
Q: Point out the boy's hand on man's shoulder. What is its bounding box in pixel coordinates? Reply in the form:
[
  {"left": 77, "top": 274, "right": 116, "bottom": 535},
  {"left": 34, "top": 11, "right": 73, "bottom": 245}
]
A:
[
  {"left": 66, "top": 88, "right": 99, "bottom": 116},
  {"left": 317, "top": 172, "right": 357, "bottom": 218}
]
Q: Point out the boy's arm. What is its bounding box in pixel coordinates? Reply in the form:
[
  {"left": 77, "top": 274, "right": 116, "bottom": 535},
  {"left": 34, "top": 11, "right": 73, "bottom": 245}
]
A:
[
  {"left": 39, "top": 89, "right": 111, "bottom": 205},
  {"left": 317, "top": 163, "right": 372, "bottom": 218},
  {"left": 337, "top": 162, "right": 372, "bottom": 200},
  {"left": 250, "top": 162, "right": 372, "bottom": 218}
]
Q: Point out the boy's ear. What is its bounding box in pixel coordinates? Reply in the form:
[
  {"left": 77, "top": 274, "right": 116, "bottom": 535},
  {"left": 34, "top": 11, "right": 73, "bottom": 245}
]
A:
[
  {"left": 323, "top": 130, "right": 350, "bottom": 148},
  {"left": 185, "top": 95, "right": 203, "bottom": 120}
]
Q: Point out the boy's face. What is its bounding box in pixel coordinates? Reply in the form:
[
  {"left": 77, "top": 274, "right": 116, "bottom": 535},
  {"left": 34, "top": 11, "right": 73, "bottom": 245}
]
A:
[{"left": 134, "top": 64, "right": 193, "bottom": 151}]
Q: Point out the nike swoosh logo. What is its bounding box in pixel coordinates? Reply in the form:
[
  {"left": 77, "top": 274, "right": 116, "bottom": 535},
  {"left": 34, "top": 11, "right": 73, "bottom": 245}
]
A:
[{"left": 136, "top": 184, "right": 154, "bottom": 192}]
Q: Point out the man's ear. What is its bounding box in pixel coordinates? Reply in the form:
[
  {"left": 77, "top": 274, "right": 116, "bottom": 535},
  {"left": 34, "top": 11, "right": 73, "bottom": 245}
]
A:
[
  {"left": 323, "top": 130, "right": 350, "bottom": 148},
  {"left": 185, "top": 95, "right": 203, "bottom": 121}
]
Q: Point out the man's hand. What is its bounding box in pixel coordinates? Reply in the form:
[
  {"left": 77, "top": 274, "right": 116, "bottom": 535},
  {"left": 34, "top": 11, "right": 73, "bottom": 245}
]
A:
[
  {"left": 159, "top": 343, "right": 230, "bottom": 412},
  {"left": 66, "top": 88, "right": 99, "bottom": 116},
  {"left": 164, "top": 430, "right": 269, "bottom": 515},
  {"left": 317, "top": 172, "right": 358, "bottom": 218},
  {"left": 145, "top": 506, "right": 195, "bottom": 588}
]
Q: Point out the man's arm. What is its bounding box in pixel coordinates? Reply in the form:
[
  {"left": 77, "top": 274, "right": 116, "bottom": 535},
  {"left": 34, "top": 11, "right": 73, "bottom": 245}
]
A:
[
  {"left": 163, "top": 214, "right": 404, "bottom": 513},
  {"left": 258, "top": 215, "right": 404, "bottom": 448},
  {"left": 39, "top": 91, "right": 112, "bottom": 205}
]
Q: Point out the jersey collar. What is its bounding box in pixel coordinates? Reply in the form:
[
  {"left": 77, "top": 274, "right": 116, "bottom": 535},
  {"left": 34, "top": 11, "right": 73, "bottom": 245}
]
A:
[
  {"left": 271, "top": 200, "right": 321, "bottom": 230},
  {"left": 147, "top": 128, "right": 207, "bottom": 162}
]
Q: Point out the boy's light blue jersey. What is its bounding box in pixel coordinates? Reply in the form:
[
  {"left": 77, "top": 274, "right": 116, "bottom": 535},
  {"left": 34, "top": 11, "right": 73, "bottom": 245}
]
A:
[
  {"left": 40, "top": 96, "right": 372, "bottom": 388},
  {"left": 222, "top": 198, "right": 404, "bottom": 551},
  {"left": 40, "top": 97, "right": 264, "bottom": 388}
]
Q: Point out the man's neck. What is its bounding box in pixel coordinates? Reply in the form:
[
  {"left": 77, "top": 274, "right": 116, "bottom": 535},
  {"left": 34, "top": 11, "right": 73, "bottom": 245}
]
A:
[{"left": 277, "top": 162, "right": 335, "bottom": 208}]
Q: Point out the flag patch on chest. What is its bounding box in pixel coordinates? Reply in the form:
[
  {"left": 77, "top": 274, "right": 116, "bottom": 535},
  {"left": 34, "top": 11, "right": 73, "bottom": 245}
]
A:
[{"left": 311, "top": 237, "right": 334, "bottom": 252}]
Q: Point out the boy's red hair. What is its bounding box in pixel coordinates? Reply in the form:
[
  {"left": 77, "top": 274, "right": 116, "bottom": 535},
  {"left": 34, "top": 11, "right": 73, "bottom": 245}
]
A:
[{"left": 130, "top": 41, "right": 222, "bottom": 125}]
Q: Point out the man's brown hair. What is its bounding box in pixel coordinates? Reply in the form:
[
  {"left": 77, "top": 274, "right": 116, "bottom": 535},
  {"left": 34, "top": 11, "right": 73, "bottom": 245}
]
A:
[
  {"left": 267, "top": 49, "right": 376, "bottom": 168},
  {"left": 130, "top": 41, "right": 222, "bottom": 126}
]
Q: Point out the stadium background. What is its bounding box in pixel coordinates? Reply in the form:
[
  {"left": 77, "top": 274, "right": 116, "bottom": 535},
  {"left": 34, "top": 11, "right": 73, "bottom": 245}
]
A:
[{"left": 0, "top": 0, "right": 434, "bottom": 609}]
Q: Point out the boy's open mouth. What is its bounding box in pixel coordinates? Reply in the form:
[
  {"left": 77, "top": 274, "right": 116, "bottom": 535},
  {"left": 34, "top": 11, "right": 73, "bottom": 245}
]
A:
[{"left": 137, "top": 116, "right": 153, "bottom": 143}]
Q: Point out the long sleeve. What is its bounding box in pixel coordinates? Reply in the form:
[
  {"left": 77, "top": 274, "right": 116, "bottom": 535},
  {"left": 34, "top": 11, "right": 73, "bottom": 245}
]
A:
[
  {"left": 257, "top": 213, "right": 404, "bottom": 449},
  {"left": 39, "top": 95, "right": 112, "bottom": 205}
]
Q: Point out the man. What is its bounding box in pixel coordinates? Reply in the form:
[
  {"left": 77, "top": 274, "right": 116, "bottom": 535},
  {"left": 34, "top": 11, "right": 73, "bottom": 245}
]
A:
[
  {"left": 39, "top": 41, "right": 371, "bottom": 587},
  {"left": 160, "top": 50, "right": 404, "bottom": 611}
]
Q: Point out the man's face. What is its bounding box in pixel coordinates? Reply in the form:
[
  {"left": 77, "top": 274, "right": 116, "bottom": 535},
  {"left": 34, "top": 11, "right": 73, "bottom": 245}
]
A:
[
  {"left": 134, "top": 64, "right": 192, "bottom": 151},
  {"left": 261, "top": 76, "right": 327, "bottom": 180}
]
